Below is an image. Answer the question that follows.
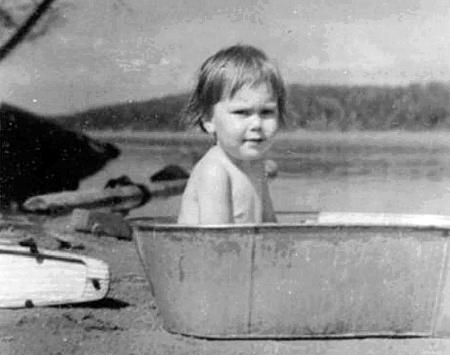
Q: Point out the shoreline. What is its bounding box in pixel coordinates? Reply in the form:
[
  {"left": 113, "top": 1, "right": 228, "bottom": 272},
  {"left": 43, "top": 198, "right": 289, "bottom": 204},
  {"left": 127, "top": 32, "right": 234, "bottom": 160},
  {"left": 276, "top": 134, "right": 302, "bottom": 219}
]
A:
[{"left": 88, "top": 129, "right": 450, "bottom": 150}]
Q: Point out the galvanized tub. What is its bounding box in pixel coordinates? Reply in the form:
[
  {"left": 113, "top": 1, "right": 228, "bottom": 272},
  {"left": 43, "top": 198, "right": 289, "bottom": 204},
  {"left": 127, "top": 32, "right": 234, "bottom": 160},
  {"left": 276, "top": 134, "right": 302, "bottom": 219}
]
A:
[{"left": 133, "top": 212, "right": 450, "bottom": 339}]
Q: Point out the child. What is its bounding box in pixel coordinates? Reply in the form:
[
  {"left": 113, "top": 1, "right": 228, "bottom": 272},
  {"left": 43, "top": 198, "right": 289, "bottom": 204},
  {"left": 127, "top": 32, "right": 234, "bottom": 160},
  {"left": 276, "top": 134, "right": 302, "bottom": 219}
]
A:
[{"left": 178, "top": 44, "right": 286, "bottom": 225}]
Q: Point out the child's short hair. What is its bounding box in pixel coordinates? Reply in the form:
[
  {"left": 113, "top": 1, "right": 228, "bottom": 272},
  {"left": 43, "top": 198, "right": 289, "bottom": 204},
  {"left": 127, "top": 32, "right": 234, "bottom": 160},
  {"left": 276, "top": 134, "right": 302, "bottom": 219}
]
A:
[{"left": 184, "top": 44, "right": 287, "bottom": 131}]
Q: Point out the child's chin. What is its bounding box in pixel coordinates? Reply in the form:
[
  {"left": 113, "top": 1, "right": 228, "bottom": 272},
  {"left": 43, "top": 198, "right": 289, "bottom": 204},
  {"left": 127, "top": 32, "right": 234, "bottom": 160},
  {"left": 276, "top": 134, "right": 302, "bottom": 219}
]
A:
[{"left": 239, "top": 149, "right": 267, "bottom": 161}]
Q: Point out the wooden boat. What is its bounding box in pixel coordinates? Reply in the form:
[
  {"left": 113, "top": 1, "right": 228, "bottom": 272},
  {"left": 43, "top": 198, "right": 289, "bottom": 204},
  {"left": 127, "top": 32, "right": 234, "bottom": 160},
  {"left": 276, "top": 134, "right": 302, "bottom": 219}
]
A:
[
  {"left": 0, "top": 244, "right": 109, "bottom": 308},
  {"left": 133, "top": 211, "right": 450, "bottom": 339}
]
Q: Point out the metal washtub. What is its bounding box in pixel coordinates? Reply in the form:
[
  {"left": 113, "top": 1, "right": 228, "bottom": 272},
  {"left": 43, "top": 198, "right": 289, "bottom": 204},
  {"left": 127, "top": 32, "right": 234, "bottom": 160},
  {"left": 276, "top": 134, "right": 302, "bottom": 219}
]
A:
[{"left": 133, "top": 212, "right": 450, "bottom": 339}]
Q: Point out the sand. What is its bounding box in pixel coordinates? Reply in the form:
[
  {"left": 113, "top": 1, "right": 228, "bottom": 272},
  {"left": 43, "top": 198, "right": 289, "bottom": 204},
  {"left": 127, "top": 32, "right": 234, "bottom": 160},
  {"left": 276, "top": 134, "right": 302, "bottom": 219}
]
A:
[{"left": 1, "top": 213, "right": 450, "bottom": 355}]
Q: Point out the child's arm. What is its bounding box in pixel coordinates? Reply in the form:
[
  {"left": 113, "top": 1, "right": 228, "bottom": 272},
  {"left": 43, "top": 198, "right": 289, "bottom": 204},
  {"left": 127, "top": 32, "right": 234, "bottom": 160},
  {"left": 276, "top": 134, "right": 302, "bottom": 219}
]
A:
[{"left": 197, "top": 164, "right": 233, "bottom": 224}]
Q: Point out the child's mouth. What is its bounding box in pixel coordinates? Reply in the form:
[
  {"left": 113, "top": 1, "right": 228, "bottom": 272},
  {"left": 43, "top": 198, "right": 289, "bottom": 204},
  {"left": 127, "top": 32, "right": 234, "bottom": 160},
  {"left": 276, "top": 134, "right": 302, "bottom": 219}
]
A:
[{"left": 244, "top": 138, "right": 264, "bottom": 143}]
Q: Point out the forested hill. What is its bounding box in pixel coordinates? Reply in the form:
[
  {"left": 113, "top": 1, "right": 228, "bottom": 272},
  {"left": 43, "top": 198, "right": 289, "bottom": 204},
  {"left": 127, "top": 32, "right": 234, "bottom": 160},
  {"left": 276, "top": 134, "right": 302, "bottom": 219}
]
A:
[
  {"left": 59, "top": 93, "right": 189, "bottom": 131},
  {"left": 58, "top": 82, "right": 450, "bottom": 131}
]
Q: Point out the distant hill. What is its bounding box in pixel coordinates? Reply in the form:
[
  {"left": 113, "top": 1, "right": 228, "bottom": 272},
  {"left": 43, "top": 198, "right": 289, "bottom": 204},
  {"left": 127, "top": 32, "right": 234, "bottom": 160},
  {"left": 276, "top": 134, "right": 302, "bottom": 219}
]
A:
[
  {"left": 7, "top": 82, "right": 450, "bottom": 132},
  {"left": 286, "top": 82, "right": 450, "bottom": 130},
  {"left": 58, "top": 93, "right": 189, "bottom": 131}
]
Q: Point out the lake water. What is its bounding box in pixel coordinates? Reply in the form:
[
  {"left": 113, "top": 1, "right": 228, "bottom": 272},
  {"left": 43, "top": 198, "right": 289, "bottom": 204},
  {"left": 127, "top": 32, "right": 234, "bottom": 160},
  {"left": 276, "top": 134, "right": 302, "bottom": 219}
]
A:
[{"left": 82, "top": 131, "right": 450, "bottom": 219}]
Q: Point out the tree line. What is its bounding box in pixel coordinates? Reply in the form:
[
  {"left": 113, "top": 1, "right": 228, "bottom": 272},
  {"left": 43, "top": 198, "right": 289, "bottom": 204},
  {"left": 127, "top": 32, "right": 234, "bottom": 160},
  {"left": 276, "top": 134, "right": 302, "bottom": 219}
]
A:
[
  {"left": 60, "top": 82, "right": 450, "bottom": 132},
  {"left": 286, "top": 82, "right": 450, "bottom": 131}
]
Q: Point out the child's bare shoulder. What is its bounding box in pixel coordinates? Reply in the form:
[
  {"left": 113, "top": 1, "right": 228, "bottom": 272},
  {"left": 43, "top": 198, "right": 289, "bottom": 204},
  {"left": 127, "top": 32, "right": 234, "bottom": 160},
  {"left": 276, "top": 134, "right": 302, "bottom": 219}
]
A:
[{"left": 191, "top": 147, "right": 229, "bottom": 180}]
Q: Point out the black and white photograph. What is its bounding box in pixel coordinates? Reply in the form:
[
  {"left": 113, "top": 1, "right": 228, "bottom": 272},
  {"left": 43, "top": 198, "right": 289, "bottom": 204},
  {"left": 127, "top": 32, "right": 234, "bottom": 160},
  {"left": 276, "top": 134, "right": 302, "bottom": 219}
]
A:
[{"left": 1, "top": 0, "right": 450, "bottom": 354}]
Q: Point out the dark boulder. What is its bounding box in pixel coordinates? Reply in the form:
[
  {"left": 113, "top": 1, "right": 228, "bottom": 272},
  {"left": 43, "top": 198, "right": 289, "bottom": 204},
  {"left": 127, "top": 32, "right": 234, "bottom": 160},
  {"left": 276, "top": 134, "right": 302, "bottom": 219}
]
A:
[
  {"left": 0, "top": 103, "right": 120, "bottom": 209},
  {"left": 104, "top": 175, "right": 135, "bottom": 189},
  {"left": 150, "top": 164, "right": 189, "bottom": 182}
]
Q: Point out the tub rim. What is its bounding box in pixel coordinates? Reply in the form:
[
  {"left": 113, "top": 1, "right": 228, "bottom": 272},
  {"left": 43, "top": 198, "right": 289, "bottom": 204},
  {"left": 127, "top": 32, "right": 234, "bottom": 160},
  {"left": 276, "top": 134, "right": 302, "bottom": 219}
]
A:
[{"left": 130, "top": 211, "right": 450, "bottom": 232}]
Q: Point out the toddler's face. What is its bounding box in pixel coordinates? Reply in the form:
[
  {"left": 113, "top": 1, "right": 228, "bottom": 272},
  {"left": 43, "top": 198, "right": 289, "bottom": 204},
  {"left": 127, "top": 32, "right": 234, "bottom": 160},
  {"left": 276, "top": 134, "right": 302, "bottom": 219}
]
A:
[{"left": 205, "top": 83, "right": 279, "bottom": 161}]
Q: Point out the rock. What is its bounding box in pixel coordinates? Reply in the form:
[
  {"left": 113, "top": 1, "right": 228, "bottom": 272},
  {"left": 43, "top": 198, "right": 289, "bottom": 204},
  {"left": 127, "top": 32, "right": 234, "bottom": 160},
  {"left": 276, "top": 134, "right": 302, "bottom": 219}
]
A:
[
  {"left": 150, "top": 165, "right": 189, "bottom": 182},
  {"left": 0, "top": 103, "right": 120, "bottom": 209},
  {"left": 70, "top": 209, "right": 132, "bottom": 240}
]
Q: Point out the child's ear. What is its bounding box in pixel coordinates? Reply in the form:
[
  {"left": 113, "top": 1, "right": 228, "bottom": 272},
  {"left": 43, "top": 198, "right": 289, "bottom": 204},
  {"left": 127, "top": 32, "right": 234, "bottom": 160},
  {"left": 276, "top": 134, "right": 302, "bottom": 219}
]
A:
[{"left": 202, "top": 120, "right": 216, "bottom": 134}]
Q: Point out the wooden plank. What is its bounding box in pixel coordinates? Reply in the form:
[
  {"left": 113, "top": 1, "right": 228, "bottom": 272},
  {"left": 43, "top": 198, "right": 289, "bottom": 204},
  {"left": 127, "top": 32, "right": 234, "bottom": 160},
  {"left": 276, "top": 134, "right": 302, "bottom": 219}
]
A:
[
  {"left": 317, "top": 212, "right": 450, "bottom": 229},
  {"left": 275, "top": 211, "right": 450, "bottom": 229}
]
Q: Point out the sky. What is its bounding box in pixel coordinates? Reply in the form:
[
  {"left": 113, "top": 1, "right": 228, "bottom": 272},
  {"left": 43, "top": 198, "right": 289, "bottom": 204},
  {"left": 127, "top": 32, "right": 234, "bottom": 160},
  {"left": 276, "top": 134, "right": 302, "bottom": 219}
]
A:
[{"left": 0, "top": 0, "right": 449, "bottom": 114}]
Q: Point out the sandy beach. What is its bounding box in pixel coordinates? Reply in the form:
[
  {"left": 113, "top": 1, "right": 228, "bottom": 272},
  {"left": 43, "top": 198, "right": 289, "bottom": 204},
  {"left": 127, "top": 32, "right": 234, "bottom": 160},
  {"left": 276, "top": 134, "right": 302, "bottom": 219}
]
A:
[{"left": 1, "top": 213, "right": 450, "bottom": 355}]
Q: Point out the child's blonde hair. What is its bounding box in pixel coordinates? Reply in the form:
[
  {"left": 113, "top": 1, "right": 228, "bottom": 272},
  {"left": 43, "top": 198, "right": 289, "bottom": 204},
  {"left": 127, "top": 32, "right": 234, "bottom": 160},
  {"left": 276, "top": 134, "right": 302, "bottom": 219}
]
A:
[{"left": 184, "top": 44, "right": 287, "bottom": 131}]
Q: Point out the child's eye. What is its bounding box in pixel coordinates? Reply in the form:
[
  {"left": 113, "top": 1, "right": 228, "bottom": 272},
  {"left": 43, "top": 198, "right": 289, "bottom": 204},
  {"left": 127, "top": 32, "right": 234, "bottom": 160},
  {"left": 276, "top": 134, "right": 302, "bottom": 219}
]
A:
[
  {"left": 261, "top": 109, "right": 277, "bottom": 116},
  {"left": 232, "top": 109, "right": 250, "bottom": 116}
]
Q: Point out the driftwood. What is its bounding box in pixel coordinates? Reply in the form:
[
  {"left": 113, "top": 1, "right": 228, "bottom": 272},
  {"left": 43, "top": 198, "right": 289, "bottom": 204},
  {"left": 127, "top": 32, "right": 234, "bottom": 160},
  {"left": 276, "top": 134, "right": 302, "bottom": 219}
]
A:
[
  {"left": 147, "top": 179, "right": 187, "bottom": 199},
  {"left": 23, "top": 185, "right": 145, "bottom": 214},
  {"left": 22, "top": 179, "right": 187, "bottom": 214}
]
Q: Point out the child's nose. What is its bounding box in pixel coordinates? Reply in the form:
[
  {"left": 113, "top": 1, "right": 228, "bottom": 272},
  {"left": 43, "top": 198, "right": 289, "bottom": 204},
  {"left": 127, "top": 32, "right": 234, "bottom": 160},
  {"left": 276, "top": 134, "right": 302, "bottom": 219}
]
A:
[{"left": 249, "top": 113, "right": 262, "bottom": 129}]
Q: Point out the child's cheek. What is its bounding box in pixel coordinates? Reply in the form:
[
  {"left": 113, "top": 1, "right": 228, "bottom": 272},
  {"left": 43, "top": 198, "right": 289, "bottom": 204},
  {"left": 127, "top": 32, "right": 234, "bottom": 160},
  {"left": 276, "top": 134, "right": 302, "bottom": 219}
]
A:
[{"left": 264, "top": 118, "right": 279, "bottom": 138}]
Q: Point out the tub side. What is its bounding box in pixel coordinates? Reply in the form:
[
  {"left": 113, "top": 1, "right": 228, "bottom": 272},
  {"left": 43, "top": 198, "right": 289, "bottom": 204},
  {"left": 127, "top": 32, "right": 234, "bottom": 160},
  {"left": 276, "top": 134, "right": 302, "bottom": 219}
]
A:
[
  {"left": 433, "top": 232, "right": 450, "bottom": 337},
  {"left": 251, "top": 226, "right": 447, "bottom": 337},
  {"left": 134, "top": 222, "right": 450, "bottom": 338},
  {"left": 134, "top": 226, "right": 254, "bottom": 336}
]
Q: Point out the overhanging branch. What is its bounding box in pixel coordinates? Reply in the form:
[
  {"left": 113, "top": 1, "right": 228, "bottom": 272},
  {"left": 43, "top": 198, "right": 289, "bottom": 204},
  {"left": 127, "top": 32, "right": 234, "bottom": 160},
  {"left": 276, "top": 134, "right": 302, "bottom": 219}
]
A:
[{"left": 0, "top": 0, "right": 57, "bottom": 62}]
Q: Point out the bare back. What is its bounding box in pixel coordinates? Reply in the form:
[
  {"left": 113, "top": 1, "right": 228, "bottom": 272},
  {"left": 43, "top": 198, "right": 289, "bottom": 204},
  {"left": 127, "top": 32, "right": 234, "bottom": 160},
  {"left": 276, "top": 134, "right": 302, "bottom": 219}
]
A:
[{"left": 178, "top": 146, "right": 276, "bottom": 225}]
